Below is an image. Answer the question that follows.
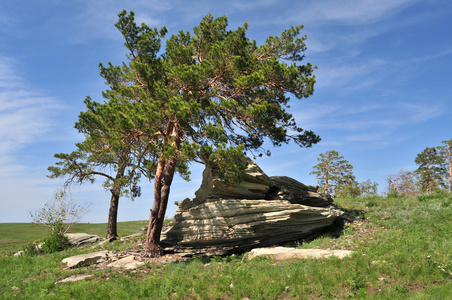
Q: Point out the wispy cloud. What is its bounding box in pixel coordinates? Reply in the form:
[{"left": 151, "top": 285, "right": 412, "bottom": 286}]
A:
[
  {"left": 228, "top": 0, "right": 279, "bottom": 11},
  {"left": 403, "top": 48, "right": 452, "bottom": 64},
  {"left": 298, "top": 0, "right": 420, "bottom": 24},
  {"left": 70, "top": 1, "right": 175, "bottom": 44},
  {"left": 401, "top": 102, "right": 444, "bottom": 123},
  {"left": 0, "top": 56, "right": 23, "bottom": 88},
  {"left": 293, "top": 100, "right": 444, "bottom": 148},
  {"left": 0, "top": 57, "right": 62, "bottom": 159},
  {"left": 316, "top": 59, "right": 386, "bottom": 89}
]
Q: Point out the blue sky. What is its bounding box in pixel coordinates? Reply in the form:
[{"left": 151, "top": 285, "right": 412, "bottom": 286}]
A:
[{"left": 1, "top": 0, "right": 451, "bottom": 223}]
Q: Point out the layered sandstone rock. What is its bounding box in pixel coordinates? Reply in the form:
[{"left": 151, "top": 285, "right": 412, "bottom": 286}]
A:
[{"left": 161, "top": 157, "right": 343, "bottom": 256}]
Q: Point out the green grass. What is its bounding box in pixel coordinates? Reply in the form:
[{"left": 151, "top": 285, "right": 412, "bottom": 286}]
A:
[
  {"left": 0, "top": 221, "right": 148, "bottom": 253},
  {"left": 67, "top": 220, "right": 148, "bottom": 238},
  {"left": 0, "top": 223, "right": 50, "bottom": 253},
  {"left": 1, "top": 195, "right": 451, "bottom": 299}
]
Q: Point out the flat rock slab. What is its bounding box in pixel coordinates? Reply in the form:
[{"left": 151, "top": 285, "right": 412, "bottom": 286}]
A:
[
  {"left": 65, "top": 233, "right": 103, "bottom": 247},
  {"left": 247, "top": 247, "right": 353, "bottom": 261},
  {"left": 107, "top": 255, "right": 145, "bottom": 270},
  {"left": 55, "top": 274, "right": 93, "bottom": 284},
  {"left": 62, "top": 250, "right": 111, "bottom": 268}
]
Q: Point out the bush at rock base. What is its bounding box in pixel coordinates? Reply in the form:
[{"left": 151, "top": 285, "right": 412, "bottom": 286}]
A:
[{"left": 41, "top": 222, "right": 71, "bottom": 253}]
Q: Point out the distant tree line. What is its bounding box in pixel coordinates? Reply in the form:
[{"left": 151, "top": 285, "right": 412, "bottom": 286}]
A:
[
  {"left": 310, "top": 139, "right": 452, "bottom": 198},
  {"left": 388, "top": 139, "right": 452, "bottom": 196}
]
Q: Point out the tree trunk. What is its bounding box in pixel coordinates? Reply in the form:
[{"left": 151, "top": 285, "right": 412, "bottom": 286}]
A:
[
  {"left": 106, "top": 168, "right": 125, "bottom": 240},
  {"left": 106, "top": 191, "right": 120, "bottom": 240},
  {"left": 144, "top": 157, "right": 178, "bottom": 257},
  {"left": 324, "top": 161, "right": 329, "bottom": 194},
  {"left": 391, "top": 177, "right": 397, "bottom": 192},
  {"left": 447, "top": 144, "right": 452, "bottom": 193},
  {"left": 144, "top": 122, "right": 181, "bottom": 257}
]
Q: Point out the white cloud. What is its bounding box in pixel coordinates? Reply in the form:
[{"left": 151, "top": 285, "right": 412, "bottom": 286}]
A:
[
  {"left": 69, "top": 0, "right": 175, "bottom": 44},
  {"left": 299, "top": 0, "right": 420, "bottom": 24},
  {"left": 293, "top": 99, "right": 444, "bottom": 148},
  {"left": 229, "top": 0, "right": 279, "bottom": 11},
  {"left": 406, "top": 48, "right": 452, "bottom": 63},
  {"left": 401, "top": 102, "right": 444, "bottom": 123},
  {"left": 0, "top": 57, "right": 23, "bottom": 88},
  {"left": 0, "top": 57, "right": 63, "bottom": 158},
  {"left": 315, "top": 59, "right": 386, "bottom": 89}
]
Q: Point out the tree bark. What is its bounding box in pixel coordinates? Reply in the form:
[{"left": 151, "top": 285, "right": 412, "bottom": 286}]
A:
[
  {"left": 446, "top": 144, "right": 452, "bottom": 193},
  {"left": 324, "top": 161, "right": 329, "bottom": 194},
  {"left": 106, "top": 167, "right": 125, "bottom": 240},
  {"left": 426, "top": 161, "right": 431, "bottom": 195},
  {"left": 144, "top": 157, "right": 178, "bottom": 257},
  {"left": 391, "top": 177, "right": 397, "bottom": 192},
  {"left": 106, "top": 191, "right": 120, "bottom": 239},
  {"left": 144, "top": 122, "right": 181, "bottom": 257}
]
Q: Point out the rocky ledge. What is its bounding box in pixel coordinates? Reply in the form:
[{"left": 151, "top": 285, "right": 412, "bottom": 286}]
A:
[{"left": 161, "top": 157, "right": 344, "bottom": 256}]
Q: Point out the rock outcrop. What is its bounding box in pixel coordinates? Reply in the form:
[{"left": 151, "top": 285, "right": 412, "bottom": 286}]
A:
[
  {"left": 65, "top": 233, "right": 103, "bottom": 247},
  {"left": 246, "top": 247, "right": 353, "bottom": 260},
  {"left": 60, "top": 250, "right": 186, "bottom": 272},
  {"left": 161, "top": 157, "right": 343, "bottom": 256},
  {"left": 62, "top": 250, "right": 111, "bottom": 268},
  {"left": 106, "top": 255, "right": 145, "bottom": 270}
]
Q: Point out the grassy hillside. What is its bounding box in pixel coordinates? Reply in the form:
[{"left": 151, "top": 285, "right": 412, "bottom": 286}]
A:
[
  {"left": 0, "top": 220, "right": 148, "bottom": 253},
  {"left": 1, "top": 194, "right": 451, "bottom": 299}
]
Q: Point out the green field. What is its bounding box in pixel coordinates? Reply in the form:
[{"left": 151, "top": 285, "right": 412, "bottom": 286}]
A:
[
  {"left": 0, "top": 220, "right": 148, "bottom": 253},
  {"left": 1, "top": 195, "right": 451, "bottom": 299}
]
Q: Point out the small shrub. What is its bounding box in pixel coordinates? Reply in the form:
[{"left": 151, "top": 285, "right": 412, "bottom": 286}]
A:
[
  {"left": 29, "top": 189, "right": 89, "bottom": 234},
  {"left": 41, "top": 221, "right": 70, "bottom": 253},
  {"left": 41, "top": 232, "right": 70, "bottom": 253}
]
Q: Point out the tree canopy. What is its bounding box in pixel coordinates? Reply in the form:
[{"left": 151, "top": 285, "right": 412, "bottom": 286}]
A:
[
  {"left": 105, "top": 11, "right": 321, "bottom": 256},
  {"left": 105, "top": 11, "right": 320, "bottom": 172},
  {"left": 48, "top": 97, "right": 149, "bottom": 239},
  {"left": 415, "top": 147, "right": 446, "bottom": 195},
  {"left": 439, "top": 139, "right": 452, "bottom": 192},
  {"left": 310, "top": 150, "right": 354, "bottom": 195}
]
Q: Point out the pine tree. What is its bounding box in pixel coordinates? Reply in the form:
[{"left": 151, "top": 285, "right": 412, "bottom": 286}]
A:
[
  {"left": 85, "top": 11, "right": 320, "bottom": 256},
  {"left": 310, "top": 150, "right": 354, "bottom": 196},
  {"left": 415, "top": 147, "right": 446, "bottom": 195},
  {"left": 439, "top": 139, "right": 452, "bottom": 192},
  {"left": 48, "top": 97, "right": 150, "bottom": 239}
]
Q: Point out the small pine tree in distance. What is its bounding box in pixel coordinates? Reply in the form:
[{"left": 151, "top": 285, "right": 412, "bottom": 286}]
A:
[
  {"left": 415, "top": 147, "right": 446, "bottom": 195},
  {"left": 310, "top": 150, "right": 355, "bottom": 196}
]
